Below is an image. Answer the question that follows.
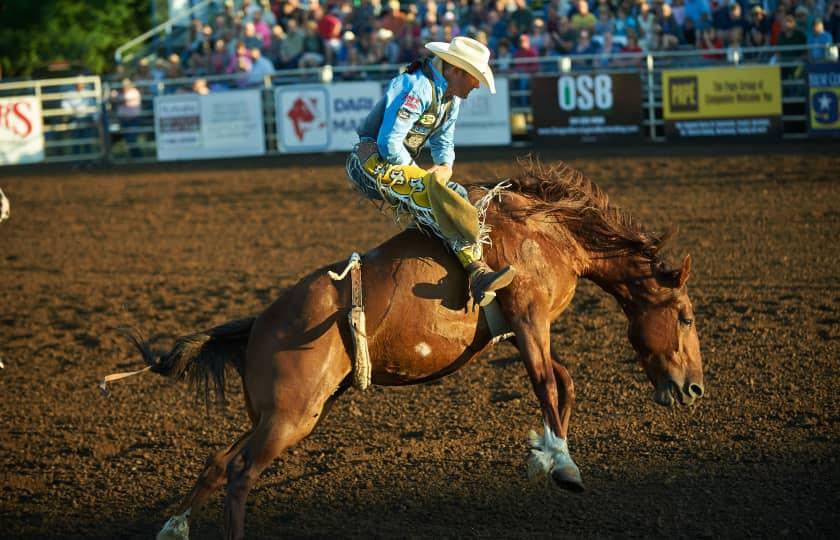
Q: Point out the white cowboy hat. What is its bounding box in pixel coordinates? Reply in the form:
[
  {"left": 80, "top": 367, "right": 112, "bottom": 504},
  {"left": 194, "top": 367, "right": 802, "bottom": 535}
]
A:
[{"left": 425, "top": 36, "right": 496, "bottom": 94}]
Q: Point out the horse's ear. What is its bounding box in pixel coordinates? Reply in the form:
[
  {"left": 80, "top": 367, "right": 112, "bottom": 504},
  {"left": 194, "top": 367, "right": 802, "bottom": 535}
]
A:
[{"left": 678, "top": 255, "right": 691, "bottom": 288}]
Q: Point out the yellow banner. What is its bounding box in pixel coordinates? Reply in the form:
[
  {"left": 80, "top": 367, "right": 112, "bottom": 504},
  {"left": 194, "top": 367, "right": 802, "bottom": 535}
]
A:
[{"left": 663, "top": 66, "right": 781, "bottom": 119}]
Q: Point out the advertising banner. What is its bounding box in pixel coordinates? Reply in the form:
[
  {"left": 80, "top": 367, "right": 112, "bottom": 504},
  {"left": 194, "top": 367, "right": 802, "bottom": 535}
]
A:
[
  {"left": 453, "top": 77, "right": 511, "bottom": 146},
  {"left": 806, "top": 63, "right": 840, "bottom": 137},
  {"left": 531, "top": 73, "right": 642, "bottom": 142},
  {"left": 275, "top": 82, "right": 381, "bottom": 153},
  {"left": 155, "top": 90, "right": 265, "bottom": 161},
  {"left": 0, "top": 97, "right": 44, "bottom": 165},
  {"left": 662, "top": 66, "right": 782, "bottom": 138}
]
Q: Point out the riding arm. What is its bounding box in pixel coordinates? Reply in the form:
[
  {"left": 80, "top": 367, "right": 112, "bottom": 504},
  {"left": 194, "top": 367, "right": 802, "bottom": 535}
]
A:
[{"left": 376, "top": 73, "right": 435, "bottom": 165}]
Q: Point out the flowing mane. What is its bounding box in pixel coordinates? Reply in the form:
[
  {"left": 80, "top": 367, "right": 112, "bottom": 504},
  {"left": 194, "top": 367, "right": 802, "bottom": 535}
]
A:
[{"left": 476, "top": 157, "right": 670, "bottom": 258}]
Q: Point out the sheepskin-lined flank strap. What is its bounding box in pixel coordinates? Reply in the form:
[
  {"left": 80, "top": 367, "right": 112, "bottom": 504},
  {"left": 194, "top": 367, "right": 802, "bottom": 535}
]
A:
[{"left": 329, "top": 253, "right": 371, "bottom": 391}]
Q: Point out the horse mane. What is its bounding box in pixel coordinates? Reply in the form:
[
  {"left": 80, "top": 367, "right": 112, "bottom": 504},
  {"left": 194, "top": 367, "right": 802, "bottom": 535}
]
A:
[{"left": 477, "top": 156, "right": 671, "bottom": 258}]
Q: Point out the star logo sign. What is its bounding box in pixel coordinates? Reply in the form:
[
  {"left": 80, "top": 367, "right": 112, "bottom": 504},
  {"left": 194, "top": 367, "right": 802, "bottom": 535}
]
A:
[
  {"left": 817, "top": 94, "right": 831, "bottom": 111},
  {"left": 812, "top": 91, "right": 838, "bottom": 125}
]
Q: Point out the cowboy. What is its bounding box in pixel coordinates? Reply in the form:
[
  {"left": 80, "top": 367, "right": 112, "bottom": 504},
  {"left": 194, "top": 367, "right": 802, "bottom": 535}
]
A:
[{"left": 345, "top": 36, "right": 515, "bottom": 308}]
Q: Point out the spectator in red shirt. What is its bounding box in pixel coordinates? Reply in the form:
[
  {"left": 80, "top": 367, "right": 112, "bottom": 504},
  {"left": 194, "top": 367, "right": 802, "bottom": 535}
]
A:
[
  {"left": 381, "top": 0, "right": 407, "bottom": 36},
  {"left": 699, "top": 26, "right": 724, "bottom": 61},
  {"left": 318, "top": 6, "right": 344, "bottom": 64},
  {"left": 769, "top": 4, "right": 788, "bottom": 45},
  {"left": 514, "top": 33, "right": 539, "bottom": 73},
  {"left": 318, "top": 7, "right": 343, "bottom": 41},
  {"left": 618, "top": 28, "right": 644, "bottom": 66}
]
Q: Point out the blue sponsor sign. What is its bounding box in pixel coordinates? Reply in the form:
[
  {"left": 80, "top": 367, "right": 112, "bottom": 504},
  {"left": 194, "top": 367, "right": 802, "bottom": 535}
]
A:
[{"left": 807, "top": 64, "right": 840, "bottom": 137}]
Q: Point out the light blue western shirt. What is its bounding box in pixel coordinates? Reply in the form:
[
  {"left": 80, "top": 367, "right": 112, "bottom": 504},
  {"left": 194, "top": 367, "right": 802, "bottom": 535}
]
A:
[{"left": 357, "top": 60, "right": 461, "bottom": 167}]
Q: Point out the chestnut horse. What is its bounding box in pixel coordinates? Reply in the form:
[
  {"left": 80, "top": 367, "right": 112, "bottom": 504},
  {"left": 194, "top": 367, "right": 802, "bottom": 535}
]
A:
[{"left": 131, "top": 161, "right": 704, "bottom": 540}]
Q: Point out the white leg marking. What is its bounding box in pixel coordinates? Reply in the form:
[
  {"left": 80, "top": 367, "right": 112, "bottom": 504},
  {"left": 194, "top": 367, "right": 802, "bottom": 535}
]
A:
[
  {"left": 526, "top": 422, "right": 579, "bottom": 480},
  {"left": 156, "top": 510, "right": 190, "bottom": 540},
  {"left": 0, "top": 188, "right": 9, "bottom": 223},
  {"left": 414, "top": 342, "right": 432, "bottom": 357}
]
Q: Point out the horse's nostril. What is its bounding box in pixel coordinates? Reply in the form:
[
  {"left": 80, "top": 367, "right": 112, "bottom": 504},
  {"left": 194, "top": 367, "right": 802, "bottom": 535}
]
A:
[{"left": 688, "top": 383, "right": 704, "bottom": 398}]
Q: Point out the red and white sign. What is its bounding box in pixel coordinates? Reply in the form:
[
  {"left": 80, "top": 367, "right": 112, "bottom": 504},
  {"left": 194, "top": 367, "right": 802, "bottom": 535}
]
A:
[
  {"left": 275, "top": 82, "right": 381, "bottom": 153},
  {"left": 276, "top": 86, "right": 329, "bottom": 151},
  {"left": 0, "top": 97, "right": 44, "bottom": 165}
]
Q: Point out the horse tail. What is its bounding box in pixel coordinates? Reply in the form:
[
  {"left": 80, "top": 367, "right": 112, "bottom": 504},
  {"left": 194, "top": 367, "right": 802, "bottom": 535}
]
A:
[{"left": 126, "top": 317, "right": 255, "bottom": 404}]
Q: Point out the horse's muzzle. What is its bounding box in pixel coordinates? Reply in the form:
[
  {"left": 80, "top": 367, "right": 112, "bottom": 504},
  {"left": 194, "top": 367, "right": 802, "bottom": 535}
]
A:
[{"left": 653, "top": 379, "right": 705, "bottom": 407}]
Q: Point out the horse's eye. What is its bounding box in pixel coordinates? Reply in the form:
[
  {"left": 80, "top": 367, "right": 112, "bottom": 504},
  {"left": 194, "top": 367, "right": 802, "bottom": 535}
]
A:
[{"left": 679, "top": 317, "right": 693, "bottom": 327}]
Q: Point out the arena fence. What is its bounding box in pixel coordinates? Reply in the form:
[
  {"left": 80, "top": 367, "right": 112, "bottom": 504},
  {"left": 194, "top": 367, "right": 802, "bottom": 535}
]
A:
[
  {"left": 0, "top": 75, "right": 104, "bottom": 165},
  {"left": 1, "top": 45, "right": 837, "bottom": 166}
]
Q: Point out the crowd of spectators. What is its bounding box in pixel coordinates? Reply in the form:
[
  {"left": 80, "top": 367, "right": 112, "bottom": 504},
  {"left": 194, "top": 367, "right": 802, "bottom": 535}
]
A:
[{"left": 117, "top": 0, "right": 838, "bottom": 91}]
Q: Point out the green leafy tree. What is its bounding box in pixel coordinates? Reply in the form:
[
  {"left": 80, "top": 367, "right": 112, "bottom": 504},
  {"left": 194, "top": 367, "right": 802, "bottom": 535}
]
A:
[{"left": 0, "top": 0, "right": 150, "bottom": 78}]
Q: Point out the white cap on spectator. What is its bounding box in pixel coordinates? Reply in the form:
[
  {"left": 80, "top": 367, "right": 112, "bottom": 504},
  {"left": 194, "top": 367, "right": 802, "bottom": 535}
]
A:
[{"left": 425, "top": 36, "right": 496, "bottom": 94}]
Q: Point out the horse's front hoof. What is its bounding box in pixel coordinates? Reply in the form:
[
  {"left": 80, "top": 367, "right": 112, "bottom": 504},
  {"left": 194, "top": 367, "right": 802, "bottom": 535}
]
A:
[
  {"left": 551, "top": 464, "right": 584, "bottom": 493},
  {"left": 157, "top": 512, "right": 190, "bottom": 540}
]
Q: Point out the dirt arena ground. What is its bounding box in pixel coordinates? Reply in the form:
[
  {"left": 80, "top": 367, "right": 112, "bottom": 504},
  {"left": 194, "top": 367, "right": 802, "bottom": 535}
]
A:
[{"left": 1, "top": 142, "right": 838, "bottom": 539}]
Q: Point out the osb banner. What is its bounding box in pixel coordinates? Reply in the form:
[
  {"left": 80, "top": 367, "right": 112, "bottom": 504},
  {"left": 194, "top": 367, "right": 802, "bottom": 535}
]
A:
[{"left": 532, "top": 73, "right": 642, "bottom": 142}]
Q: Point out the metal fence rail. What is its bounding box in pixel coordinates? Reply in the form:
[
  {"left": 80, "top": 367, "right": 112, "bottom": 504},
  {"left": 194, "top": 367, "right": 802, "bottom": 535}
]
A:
[
  {"left": 114, "top": 0, "right": 215, "bottom": 65},
  {"left": 1, "top": 44, "right": 837, "bottom": 166},
  {"left": 0, "top": 75, "right": 105, "bottom": 164}
]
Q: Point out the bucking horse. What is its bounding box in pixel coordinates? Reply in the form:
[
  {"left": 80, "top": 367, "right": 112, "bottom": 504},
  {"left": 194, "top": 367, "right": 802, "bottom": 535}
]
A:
[{"left": 123, "top": 160, "right": 705, "bottom": 540}]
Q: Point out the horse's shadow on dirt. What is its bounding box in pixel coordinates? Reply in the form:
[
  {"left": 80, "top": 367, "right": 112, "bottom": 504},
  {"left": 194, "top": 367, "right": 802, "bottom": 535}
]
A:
[{"left": 46, "top": 444, "right": 837, "bottom": 540}]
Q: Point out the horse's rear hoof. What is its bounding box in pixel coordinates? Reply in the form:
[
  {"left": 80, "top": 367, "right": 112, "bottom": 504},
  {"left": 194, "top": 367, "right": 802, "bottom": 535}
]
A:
[{"left": 552, "top": 464, "right": 585, "bottom": 493}]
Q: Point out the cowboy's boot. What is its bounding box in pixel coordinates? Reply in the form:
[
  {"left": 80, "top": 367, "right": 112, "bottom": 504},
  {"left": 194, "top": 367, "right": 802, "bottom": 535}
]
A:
[
  {"left": 427, "top": 173, "right": 516, "bottom": 308},
  {"left": 465, "top": 260, "right": 516, "bottom": 308}
]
